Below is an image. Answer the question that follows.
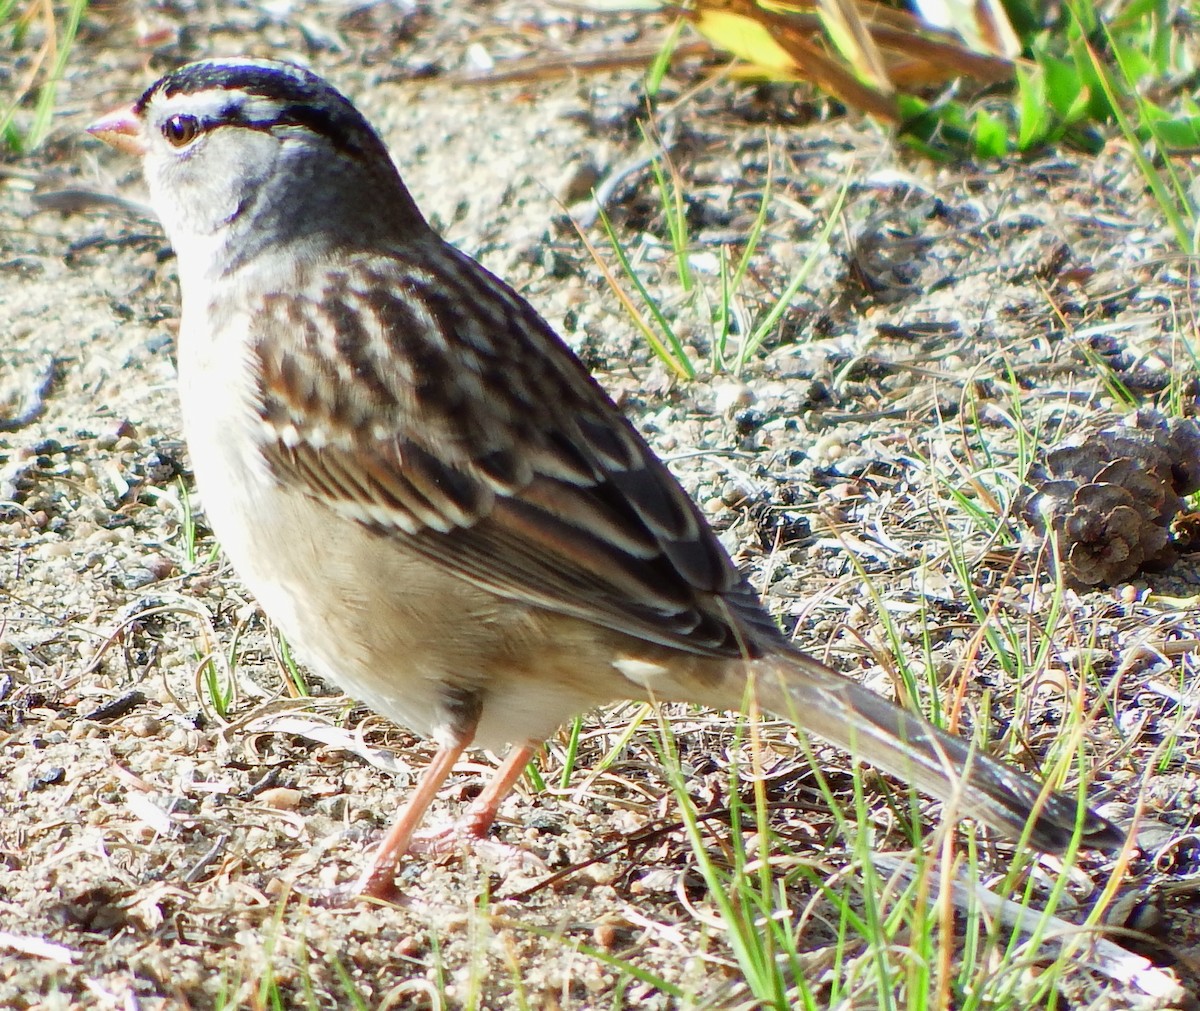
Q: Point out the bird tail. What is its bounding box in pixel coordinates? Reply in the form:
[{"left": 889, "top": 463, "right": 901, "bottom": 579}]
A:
[{"left": 750, "top": 648, "right": 1123, "bottom": 854}]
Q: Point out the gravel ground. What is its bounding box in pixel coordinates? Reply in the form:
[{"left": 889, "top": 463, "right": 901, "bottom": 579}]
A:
[{"left": 2, "top": 2, "right": 1199, "bottom": 1008}]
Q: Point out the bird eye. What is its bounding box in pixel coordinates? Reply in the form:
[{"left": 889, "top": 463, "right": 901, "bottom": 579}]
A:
[{"left": 162, "top": 114, "right": 200, "bottom": 147}]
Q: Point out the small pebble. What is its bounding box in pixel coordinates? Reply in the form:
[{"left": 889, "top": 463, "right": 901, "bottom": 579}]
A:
[
  {"left": 712, "top": 382, "right": 754, "bottom": 414},
  {"left": 117, "top": 567, "right": 158, "bottom": 590},
  {"left": 127, "top": 716, "right": 163, "bottom": 738},
  {"left": 395, "top": 935, "right": 423, "bottom": 958},
  {"left": 559, "top": 158, "right": 600, "bottom": 205},
  {"left": 257, "top": 787, "right": 302, "bottom": 810},
  {"left": 143, "top": 554, "right": 176, "bottom": 580}
]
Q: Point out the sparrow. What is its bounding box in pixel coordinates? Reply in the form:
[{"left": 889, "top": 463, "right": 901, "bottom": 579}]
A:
[{"left": 86, "top": 58, "right": 1122, "bottom": 899}]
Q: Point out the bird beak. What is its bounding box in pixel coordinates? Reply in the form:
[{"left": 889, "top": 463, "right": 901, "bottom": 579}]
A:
[{"left": 86, "top": 105, "right": 146, "bottom": 156}]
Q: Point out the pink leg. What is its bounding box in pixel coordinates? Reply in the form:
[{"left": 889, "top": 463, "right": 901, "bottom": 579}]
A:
[
  {"left": 459, "top": 742, "right": 538, "bottom": 838},
  {"left": 355, "top": 741, "right": 539, "bottom": 900},
  {"left": 355, "top": 737, "right": 470, "bottom": 900}
]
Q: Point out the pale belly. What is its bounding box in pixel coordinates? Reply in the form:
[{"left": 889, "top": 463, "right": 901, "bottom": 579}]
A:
[{"left": 176, "top": 357, "right": 640, "bottom": 750}]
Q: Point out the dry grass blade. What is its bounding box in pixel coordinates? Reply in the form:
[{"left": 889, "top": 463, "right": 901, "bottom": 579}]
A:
[
  {"left": 679, "top": 0, "right": 901, "bottom": 119},
  {"left": 815, "top": 0, "right": 894, "bottom": 95},
  {"left": 862, "top": 22, "right": 1013, "bottom": 86},
  {"left": 3, "top": 2, "right": 56, "bottom": 125},
  {"left": 458, "top": 1, "right": 1013, "bottom": 118},
  {"left": 874, "top": 854, "right": 1182, "bottom": 1002},
  {"left": 0, "top": 932, "right": 79, "bottom": 965},
  {"left": 774, "top": 1, "right": 1015, "bottom": 83},
  {"left": 908, "top": 0, "right": 1021, "bottom": 59},
  {"left": 672, "top": 0, "right": 1015, "bottom": 119},
  {"left": 451, "top": 39, "right": 714, "bottom": 85}
]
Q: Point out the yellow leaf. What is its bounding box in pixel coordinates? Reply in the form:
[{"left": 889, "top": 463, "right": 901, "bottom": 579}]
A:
[{"left": 693, "top": 8, "right": 803, "bottom": 74}]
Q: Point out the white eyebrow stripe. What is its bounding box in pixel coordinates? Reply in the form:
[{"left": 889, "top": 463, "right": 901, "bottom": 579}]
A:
[{"left": 153, "top": 90, "right": 292, "bottom": 128}]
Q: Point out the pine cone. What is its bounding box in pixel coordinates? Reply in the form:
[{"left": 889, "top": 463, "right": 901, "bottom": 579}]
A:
[{"left": 1019, "top": 411, "right": 1200, "bottom": 588}]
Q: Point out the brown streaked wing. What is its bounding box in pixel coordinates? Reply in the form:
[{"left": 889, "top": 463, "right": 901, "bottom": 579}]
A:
[{"left": 249, "top": 245, "right": 786, "bottom": 657}]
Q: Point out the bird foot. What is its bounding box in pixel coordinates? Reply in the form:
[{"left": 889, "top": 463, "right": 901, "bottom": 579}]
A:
[
  {"left": 354, "top": 815, "right": 546, "bottom": 903},
  {"left": 410, "top": 821, "right": 547, "bottom": 873}
]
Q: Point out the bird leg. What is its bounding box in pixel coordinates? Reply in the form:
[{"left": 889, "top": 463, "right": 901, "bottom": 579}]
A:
[
  {"left": 355, "top": 736, "right": 470, "bottom": 899},
  {"left": 408, "top": 741, "right": 540, "bottom": 863},
  {"left": 355, "top": 740, "right": 538, "bottom": 900},
  {"left": 434, "top": 742, "right": 537, "bottom": 841}
]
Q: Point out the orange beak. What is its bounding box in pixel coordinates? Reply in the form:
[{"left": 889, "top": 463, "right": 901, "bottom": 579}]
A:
[{"left": 86, "top": 105, "right": 146, "bottom": 156}]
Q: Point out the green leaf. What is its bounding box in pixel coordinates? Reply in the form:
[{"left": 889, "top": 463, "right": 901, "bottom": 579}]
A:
[
  {"left": 973, "top": 107, "right": 1009, "bottom": 157},
  {"left": 1016, "top": 64, "right": 1051, "bottom": 149},
  {"left": 1144, "top": 113, "right": 1200, "bottom": 151},
  {"left": 897, "top": 95, "right": 978, "bottom": 159},
  {"left": 1041, "top": 55, "right": 1087, "bottom": 120}
]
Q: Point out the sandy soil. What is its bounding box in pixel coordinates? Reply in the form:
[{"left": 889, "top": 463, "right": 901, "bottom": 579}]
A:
[{"left": 2, "top": 2, "right": 1199, "bottom": 1008}]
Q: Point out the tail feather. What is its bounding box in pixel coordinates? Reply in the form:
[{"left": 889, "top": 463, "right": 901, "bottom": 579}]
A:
[{"left": 752, "top": 649, "right": 1123, "bottom": 854}]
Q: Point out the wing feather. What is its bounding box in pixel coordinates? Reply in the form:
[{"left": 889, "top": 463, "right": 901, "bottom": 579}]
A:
[{"left": 249, "top": 244, "right": 786, "bottom": 657}]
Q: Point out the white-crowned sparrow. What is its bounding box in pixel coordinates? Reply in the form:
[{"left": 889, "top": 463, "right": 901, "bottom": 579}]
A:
[{"left": 87, "top": 58, "right": 1121, "bottom": 899}]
